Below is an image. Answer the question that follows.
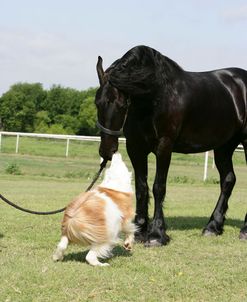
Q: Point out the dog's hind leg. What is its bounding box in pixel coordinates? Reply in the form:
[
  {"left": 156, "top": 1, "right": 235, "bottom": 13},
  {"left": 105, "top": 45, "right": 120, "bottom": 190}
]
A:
[
  {"left": 123, "top": 220, "right": 136, "bottom": 251},
  {"left": 86, "top": 244, "right": 112, "bottom": 266},
  {"left": 53, "top": 236, "right": 69, "bottom": 261}
]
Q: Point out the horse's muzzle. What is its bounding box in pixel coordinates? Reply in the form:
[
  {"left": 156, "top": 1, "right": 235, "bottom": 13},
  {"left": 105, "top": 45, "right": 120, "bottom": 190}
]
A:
[{"left": 99, "top": 135, "right": 119, "bottom": 160}]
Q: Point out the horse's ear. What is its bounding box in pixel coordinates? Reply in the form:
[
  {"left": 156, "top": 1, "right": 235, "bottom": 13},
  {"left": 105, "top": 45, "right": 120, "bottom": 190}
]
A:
[{"left": 96, "top": 56, "right": 105, "bottom": 86}]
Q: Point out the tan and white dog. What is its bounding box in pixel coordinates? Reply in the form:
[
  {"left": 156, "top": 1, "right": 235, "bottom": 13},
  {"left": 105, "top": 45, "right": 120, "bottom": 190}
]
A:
[{"left": 53, "top": 153, "right": 136, "bottom": 266}]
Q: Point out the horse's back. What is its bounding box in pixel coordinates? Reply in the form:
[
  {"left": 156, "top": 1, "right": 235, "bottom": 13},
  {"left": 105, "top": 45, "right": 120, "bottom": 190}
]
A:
[{"left": 172, "top": 67, "right": 247, "bottom": 153}]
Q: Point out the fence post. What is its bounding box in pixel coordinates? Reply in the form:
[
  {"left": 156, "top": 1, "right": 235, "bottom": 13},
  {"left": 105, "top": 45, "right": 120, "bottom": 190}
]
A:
[
  {"left": 203, "top": 151, "right": 209, "bottom": 181},
  {"left": 16, "top": 134, "right": 20, "bottom": 153},
  {"left": 66, "top": 138, "right": 70, "bottom": 157},
  {"left": 212, "top": 156, "right": 215, "bottom": 169}
]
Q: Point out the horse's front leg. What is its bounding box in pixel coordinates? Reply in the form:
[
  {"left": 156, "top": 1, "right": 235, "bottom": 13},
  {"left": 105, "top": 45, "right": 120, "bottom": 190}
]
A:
[
  {"left": 126, "top": 142, "right": 149, "bottom": 242},
  {"left": 145, "top": 139, "right": 172, "bottom": 247}
]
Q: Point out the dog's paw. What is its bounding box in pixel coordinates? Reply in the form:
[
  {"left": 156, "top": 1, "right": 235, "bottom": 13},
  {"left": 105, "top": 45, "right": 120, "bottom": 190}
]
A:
[
  {"left": 123, "top": 241, "right": 133, "bottom": 251},
  {"left": 99, "top": 262, "right": 110, "bottom": 267},
  {"left": 88, "top": 261, "right": 110, "bottom": 267},
  {"left": 53, "top": 249, "right": 64, "bottom": 262}
]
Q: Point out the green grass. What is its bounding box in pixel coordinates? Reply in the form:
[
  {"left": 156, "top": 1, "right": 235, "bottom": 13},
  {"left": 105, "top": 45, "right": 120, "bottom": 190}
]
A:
[{"left": 0, "top": 137, "right": 247, "bottom": 301}]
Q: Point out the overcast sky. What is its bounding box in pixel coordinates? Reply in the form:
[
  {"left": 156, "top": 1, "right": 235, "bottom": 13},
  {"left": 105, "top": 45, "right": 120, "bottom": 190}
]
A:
[{"left": 0, "top": 0, "right": 247, "bottom": 96}]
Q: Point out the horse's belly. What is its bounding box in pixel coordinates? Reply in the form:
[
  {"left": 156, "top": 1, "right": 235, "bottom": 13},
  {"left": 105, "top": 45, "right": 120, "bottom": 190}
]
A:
[
  {"left": 173, "top": 123, "right": 239, "bottom": 153},
  {"left": 173, "top": 100, "right": 243, "bottom": 153},
  {"left": 173, "top": 141, "right": 216, "bottom": 153}
]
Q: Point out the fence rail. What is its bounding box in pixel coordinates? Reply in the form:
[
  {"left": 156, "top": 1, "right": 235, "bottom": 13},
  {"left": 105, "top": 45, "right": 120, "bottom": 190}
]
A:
[
  {"left": 203, "top": 144, "right": 244, "bottom": 181},
  {"left": 0, "top": 131, "right": 126, "bottom": 157},
  {"left": 0, "top": 131, "right": 244, "bottom": 181}
]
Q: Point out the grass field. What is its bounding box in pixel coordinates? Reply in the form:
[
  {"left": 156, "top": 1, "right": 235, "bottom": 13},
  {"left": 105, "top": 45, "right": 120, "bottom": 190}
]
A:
[{"left": 0, "top": 136, "right": 247, "bottom": 301}]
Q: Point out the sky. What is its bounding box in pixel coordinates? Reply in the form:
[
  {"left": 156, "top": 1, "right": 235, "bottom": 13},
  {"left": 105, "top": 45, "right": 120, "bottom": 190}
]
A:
[{"left": 0, "top": 0, "right": 247, "bottom": 96}]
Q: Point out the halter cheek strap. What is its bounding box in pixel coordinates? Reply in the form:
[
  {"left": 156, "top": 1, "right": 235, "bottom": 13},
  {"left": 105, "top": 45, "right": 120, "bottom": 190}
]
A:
[
  {"left": 96, "top": 99, "right": 130, "bottom": 137},
  {"left": 96, "top": 121, "right": 123, "bottom": 136}
]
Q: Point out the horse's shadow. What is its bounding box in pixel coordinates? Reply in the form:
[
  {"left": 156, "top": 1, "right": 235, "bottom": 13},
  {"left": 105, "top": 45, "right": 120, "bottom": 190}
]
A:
[
  {"left": 61, "top": 216, "right": 244, "bottom": 263},
  {"left": 0, "top": 234, "right": 3, "bottom": 239},
  {"left": 165, "top": 216, "right": 244, "bottom": 231},
  {"left": 63, "top": 245, "right": 131, "bottom": 263}
]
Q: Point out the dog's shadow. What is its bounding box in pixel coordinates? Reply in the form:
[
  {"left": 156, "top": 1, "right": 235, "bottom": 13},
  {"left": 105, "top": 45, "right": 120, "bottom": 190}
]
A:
[{"left": 63, "top": 246, "right": 132, "bottom": 263}]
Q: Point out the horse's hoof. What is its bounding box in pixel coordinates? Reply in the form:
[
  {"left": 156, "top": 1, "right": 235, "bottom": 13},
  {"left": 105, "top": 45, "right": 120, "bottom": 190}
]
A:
[
  {"left": 202, "top": 229, "right": 217, "bottom": 237},
  {"left": 144, "top": 233, "right": 170, "bottom": 247},
  {"left": 239, "top": 232, "right": 247, "bottom": 240},
  {"left": 144, "top": 239, "right": 163, "bottom": 248},
  {"left": 134, "top": 232, "right": 147, "bottom": 243}
]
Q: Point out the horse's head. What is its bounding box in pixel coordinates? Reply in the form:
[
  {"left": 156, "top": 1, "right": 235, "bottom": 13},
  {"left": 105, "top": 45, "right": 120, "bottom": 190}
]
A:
[{"left": 95, "top": 56, "right": 129, "bottom": 161}]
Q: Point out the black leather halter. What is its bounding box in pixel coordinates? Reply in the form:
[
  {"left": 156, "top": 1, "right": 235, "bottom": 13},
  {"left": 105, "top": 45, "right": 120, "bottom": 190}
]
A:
[
  {"left": 96, "top": 121, "right": 123, "bottom": 137},
  {"left": 96, "top": 98, "right": 130, "bottom": 137}
]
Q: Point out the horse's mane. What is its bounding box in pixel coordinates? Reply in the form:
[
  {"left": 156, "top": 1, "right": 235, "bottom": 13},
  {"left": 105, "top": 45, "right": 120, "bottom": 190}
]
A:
[{"left": 106, "top": 45, "right": 183, "bottom": 96}]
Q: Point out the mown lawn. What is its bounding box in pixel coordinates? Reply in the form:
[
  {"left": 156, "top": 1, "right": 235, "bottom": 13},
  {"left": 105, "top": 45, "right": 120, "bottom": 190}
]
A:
[{"left": 0, "top": 137, "right": 247, "bottom": 301}]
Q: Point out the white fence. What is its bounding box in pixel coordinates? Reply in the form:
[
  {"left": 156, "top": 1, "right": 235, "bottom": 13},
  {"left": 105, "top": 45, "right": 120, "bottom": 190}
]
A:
[
  {"left": 203, "top": 145, "right": 244, "bottom": 181},
  {"left": 0, "top": 131, "right": 126, "bottom": 157},
  {"left": 0, "top": 131, "right": 244, "bottom": 181}
]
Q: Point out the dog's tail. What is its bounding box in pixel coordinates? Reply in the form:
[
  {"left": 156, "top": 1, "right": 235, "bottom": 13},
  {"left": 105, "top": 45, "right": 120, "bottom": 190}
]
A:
[{"left": 62, "top": 197, "right": 108, "bottom": 246}]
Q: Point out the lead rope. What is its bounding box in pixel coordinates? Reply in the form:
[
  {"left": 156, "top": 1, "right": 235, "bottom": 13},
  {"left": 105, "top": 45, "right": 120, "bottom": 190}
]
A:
[{"left": 0, "top": 159, "right": 108, "bottom": 215}]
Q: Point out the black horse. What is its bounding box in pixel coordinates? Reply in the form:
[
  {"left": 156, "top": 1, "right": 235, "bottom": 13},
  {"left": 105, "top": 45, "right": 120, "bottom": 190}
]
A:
[{"left": 95, "top": 45, "right": 247, "bottom": 247}]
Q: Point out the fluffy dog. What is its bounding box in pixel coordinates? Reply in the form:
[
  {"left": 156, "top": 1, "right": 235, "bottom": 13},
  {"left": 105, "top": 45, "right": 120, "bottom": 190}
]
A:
[{"left": 53, "top": 153, "right": 136, "bottom": 266}]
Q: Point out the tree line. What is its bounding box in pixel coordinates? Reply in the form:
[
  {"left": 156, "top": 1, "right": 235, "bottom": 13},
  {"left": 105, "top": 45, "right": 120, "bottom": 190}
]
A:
[{"left": 0, "top": 83, "right": 98, "bottom": 135}]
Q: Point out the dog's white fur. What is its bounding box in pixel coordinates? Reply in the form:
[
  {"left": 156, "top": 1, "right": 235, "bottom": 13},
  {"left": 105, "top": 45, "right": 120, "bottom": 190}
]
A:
[
  {"left": 53, "top": 153, "right": 136, "bottom": 266},
  {"left": 100, "top": 153, "right": 132, "bottom": 193}
]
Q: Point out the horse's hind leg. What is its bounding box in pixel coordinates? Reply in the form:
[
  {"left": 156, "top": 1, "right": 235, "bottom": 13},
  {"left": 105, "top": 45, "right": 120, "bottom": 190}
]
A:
[
  {"left": 239, "top": 139, "right": 247, "bottom": 239},
  {"left": 203, "top": 145, "right": 236, "bottom": 236},
  {"left": 239, "top": 214, "right": 247, "bottom": 239}
]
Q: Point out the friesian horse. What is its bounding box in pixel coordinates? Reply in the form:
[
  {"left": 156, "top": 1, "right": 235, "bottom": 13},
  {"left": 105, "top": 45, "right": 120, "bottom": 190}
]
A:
[{"left": 95, "top": 45, "right": 247, "bottom": 247}]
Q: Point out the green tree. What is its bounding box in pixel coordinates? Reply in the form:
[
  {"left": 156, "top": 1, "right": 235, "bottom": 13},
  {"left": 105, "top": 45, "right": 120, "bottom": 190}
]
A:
[
  {"left": 44, "top": 85, "right": 85, "bottom": 120},
  {"left": 34, "top": 111, "right": 51, "bottom": 133},
  {"left": 0, "top": 83, "right": 99, "bottom": 135},
  {"left": 0, "top": 83, "right": 46, "bottom": 132},
  {"left": 54, "top": 114, "right": 80, "bottom": 134},
  {"left": 47, "top": 124, "right": 69, "bottom": 135},
  {"left": 78, "top": 96, "right": 98, "bottom": 135}
]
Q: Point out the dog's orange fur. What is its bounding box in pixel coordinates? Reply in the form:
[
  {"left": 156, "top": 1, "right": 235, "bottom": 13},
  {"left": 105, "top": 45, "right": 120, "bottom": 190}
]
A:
[
  {"left": 53, "top": 153, "right": 135, "bottom": 266},
  {"left": 98, "top": 187, "right": 134, "bottom": 224},
  {"left": 61, "top": 188, "right": 134, "bottom": 246},
  {"left": 62, "top": 191, "right": 107, "bottom": 245}
]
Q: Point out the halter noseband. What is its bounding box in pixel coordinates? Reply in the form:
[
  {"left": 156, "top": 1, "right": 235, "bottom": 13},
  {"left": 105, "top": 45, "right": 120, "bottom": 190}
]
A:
[
  {"left": 96, "top": 121, "right": 123, "bottom": 137},
  {"left": 96, "top": 97, "right": 130, "bottom": 137}
]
